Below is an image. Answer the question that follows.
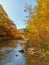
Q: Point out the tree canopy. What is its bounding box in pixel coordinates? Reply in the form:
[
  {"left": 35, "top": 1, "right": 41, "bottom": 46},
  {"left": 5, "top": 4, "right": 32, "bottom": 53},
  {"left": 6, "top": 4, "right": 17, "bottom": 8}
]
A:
[{"left": 25, "top": 0, "right": 49, "bottom": 52}]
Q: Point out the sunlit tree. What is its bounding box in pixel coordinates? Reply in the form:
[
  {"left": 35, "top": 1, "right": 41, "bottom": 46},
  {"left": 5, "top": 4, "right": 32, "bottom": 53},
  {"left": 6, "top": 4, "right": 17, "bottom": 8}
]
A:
[{"left": 25, "top": 0, "right": 49, "bottom": 52}]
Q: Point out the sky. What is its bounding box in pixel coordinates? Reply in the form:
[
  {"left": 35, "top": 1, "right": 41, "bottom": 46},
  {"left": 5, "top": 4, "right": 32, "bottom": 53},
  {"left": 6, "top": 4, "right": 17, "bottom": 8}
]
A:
[{"left": 0, "top": 0, "right": 36, "bottom": 29}]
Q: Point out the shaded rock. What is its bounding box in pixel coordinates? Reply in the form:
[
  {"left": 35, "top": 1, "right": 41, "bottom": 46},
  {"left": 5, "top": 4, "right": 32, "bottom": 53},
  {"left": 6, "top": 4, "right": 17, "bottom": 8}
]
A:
[
  {"left": 16, "top": 55, "right": 18, "bottom": 57},
  {"left": 19, "top": 50, "right": 24, "bottom": 54}
]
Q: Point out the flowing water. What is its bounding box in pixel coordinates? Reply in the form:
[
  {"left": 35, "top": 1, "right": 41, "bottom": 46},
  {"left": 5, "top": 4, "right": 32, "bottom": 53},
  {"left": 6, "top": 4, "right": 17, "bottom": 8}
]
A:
[
  {"left": 0, "top": 40, "right": 27, "bottom": 65},
  {"left": 0, "top": 40, "right": 49, "bottom": 65}
]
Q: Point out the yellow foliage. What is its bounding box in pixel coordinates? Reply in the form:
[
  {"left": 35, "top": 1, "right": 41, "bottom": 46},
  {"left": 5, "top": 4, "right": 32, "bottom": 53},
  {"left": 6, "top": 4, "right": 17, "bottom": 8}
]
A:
[{"left": 25, "top": 0, "right": 49, "bottom": 48}]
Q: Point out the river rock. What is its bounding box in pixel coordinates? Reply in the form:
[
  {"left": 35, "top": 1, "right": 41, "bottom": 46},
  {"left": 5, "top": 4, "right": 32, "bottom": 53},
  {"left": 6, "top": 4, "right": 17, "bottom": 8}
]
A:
[{"left": 19, "top": 50, "right": 24, "bottom": 54}]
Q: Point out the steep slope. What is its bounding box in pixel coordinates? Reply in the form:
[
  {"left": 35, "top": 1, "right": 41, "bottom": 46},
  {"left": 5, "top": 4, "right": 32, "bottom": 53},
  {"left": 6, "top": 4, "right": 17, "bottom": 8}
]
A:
[{"left": 0, "top": 4, "right": 19, "bottom": 41}]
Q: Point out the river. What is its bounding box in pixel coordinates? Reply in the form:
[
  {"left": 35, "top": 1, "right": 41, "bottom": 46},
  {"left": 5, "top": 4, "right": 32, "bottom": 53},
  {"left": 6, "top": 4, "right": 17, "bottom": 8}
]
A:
[
  {"left": 0, "top": 40, "right": 28, "bottom": 65},
  {"left": 0, "top": 40, "right": 49, "bottom": 65}
]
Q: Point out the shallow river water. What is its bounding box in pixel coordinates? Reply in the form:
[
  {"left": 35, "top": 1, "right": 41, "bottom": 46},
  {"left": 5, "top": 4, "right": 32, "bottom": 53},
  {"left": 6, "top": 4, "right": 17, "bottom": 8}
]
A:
[
  {"left": 0, "top": 40, "right": 49, "bottom": 65},
  {"left": 0, "top": 40, "right": 28, "bottom": 65}
]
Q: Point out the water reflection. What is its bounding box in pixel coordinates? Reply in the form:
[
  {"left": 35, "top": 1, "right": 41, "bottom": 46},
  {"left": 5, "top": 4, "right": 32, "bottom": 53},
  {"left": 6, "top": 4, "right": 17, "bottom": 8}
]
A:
[{"left": 0, "top": 40, "right": 27, "bottom": 65}]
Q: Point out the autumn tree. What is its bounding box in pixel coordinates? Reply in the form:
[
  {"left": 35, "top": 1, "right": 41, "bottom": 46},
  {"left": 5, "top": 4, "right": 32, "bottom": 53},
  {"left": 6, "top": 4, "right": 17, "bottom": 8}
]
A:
[
  {"left": 25, "top": 0, "right": 49, "bottom": 52},
  {"left": 0, "top": 4, "right": 24, "bottom": 47}
]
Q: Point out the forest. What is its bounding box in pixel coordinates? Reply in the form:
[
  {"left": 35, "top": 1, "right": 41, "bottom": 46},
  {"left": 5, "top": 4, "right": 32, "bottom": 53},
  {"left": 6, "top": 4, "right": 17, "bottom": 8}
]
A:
[{"left": 0, "top": 0, "right": 49, "bottom": 65}]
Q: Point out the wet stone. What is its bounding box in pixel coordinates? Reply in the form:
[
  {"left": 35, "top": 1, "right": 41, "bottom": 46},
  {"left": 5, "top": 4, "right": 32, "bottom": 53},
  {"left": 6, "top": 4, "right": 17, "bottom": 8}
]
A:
[
  {"left": 16, "top": 55, "right": 18, "bottom": 57},
  {"left": 19, "top": 50, "right": 24, "bottom": 54}
]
